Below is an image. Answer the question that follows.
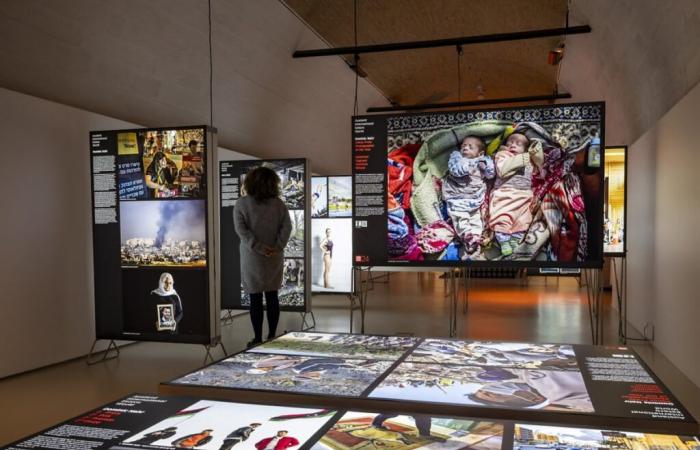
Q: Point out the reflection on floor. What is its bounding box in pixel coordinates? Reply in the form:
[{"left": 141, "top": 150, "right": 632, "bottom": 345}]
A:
[{"left": 0, "top": 275, "right": 698, "bottom": 446}]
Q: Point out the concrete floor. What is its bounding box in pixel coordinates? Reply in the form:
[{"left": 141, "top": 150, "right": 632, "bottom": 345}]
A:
[{"left": 0, "top": 274, "right": 698, "bottom": 445}]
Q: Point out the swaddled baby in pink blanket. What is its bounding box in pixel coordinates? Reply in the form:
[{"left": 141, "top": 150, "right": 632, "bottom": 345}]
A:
[{"left": 489, "top": 132, "right": 543, "bottom": 256}]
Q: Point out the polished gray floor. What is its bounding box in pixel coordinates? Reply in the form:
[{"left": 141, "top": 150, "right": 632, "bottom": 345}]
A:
[{"left": 0, "top": 274, "right": 697, "bottom": 445}]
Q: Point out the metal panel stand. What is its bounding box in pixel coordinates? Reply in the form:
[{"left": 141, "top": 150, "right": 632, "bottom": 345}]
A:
[
  {"left": 221, "top": 310, "right": 236, "bottom": 326},
  {"left": 203, "top": 338, "right": 227, "bottom": 365},
  {"left": 300, "top": 311, "right": 316, "bottom": 331},
  {"left": 584, "top": 268, "right": 604, "bottom": 345},
  {"left": 351, "top": 266, "right": 372, "bottom": 334},
  {"left": 86, "top": 339, "right": 120, "bottom": 365}
]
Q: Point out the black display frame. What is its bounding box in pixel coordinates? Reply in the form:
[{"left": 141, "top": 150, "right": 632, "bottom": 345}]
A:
[
  {"left": 352, "top": 101, "right": 606, "bottom": 270},
  {"left": 219, "top": 158, "right": 311, "bottom": 312},
  {"left": 603, "top": 145, "right": 628, "bottom": 257},
  {"left": 90, "top": 125, "right": 220, "bottom": 345},
  {"left": 159, "top": 331, "right": 697, "bottom": 435},
  {"left": 5, "top": 391, "right": 697, "bottom": 450},
  {"left": 311, "top": 175, "right": 354, "bottom": 295}
]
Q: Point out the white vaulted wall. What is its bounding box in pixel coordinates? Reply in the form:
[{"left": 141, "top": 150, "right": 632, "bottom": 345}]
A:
[{"left": 626, "top": 81, "right": 700, "bottom": 388}]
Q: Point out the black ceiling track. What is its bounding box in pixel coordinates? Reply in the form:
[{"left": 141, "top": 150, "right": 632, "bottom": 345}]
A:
[
  {"left": 366, "top": 93, "right": 573, "bottom": 113},
  {"left": 293, "top": 25, "right": 591, "bottom": 58}
]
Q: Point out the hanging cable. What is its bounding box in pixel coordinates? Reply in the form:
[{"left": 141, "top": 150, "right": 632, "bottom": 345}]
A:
[
  {"left": 456, "top": 45, "right": 463, "bottom": 103},
  {"left": 352, "top": 0, "right": 359, "bottom": 116},
  {"left": 208, "top": 0, "right": 214, "bottom": 127},
  {"left": 555, "top": 0, "right": 570, "bottom": 93}
]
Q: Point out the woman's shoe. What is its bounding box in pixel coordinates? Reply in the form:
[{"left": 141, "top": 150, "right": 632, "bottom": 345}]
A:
[{"left": 246, "top": 339, "right": 262, "bottom": 348}]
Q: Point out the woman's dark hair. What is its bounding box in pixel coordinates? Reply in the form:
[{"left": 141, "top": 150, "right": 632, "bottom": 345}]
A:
[
  {"left": 152, "top": 151, "right": 166, "bottom": 166},
  {"left": 244, "top": 166, "right": 280, "bottom": 201}
]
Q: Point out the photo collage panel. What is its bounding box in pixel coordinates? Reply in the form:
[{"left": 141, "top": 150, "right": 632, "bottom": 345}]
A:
[
  {"left": 115, "top": 127, "right": 208, "bottom": 339},
  {"left": 237, "top": 160, "right": 307, "bottom": 309},
  {"left": 311, "top": 176, "right": 353, "bottom": 294}
]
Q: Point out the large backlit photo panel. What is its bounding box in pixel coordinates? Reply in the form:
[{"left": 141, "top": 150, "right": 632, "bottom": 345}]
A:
[
  {"left": 90, "top": 126, "right": 218, "bottom": 345},
  {"left": 219, "top": 159, "right": 310, "bottom": 312},
  {"left": 353, "top": 103, "right": 605, "bottom": 268}
]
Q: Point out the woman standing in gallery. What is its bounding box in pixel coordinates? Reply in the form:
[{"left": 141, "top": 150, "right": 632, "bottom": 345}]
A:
[
  {"left": 320, "top": 228, "right": 333, "bottom": 289},
  {"left": 234, "top": 167, "right": 292, "bottom": 347}
]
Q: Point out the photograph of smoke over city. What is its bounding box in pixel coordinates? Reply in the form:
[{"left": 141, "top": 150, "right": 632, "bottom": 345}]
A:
[{"left": 119, "top": 200, "right": 207, "bottom": 267}]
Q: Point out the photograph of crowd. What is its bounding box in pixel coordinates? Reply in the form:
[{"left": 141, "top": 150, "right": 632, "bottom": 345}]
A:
[
  {"left": 513, "top": 424, "right": 699, "bottom": 450},
  {"left": 312, "top": 177, "right": 329, "bottom": 217},
  {"left": 369, "top": 362, "right": 594, "bottom": 412},
  {"left": 116, "top": 399, "right": 336, "bottom": 450},
  {"left": 311, "top": 411, "right": 503, "bottom": 450},
  {"left": 172, "top": 353, "right": 393, "bottom": 397},
  {"left": 119, "top": 200, "right": 206, "bottom": 267},
  {"left": 117, "top": 128, "right": 206, "bottom": 200},
  {"left": 250, "top": 332, "right": 417, "bottom": 361},
  {"left": 285, "top": 210, "right": 305, "bottom": 258},
  {"left": 407, "top": 340, "right": 578, "bottom": 371},
  {"left": 384, "top": 104, "right": 603, "bottom": 263},
  {"left": 329, "top": 176, "right": 352, "bottom": 217}
]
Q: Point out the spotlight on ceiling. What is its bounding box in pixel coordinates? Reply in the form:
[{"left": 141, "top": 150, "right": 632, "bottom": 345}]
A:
[{"left": 548, "top": 43, "right": 565, "bottom": 65}]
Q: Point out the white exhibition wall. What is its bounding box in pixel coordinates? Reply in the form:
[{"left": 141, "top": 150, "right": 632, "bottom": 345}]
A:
[
  {"left": 0, "top": 87, "right": 251, "bottom": 378},
  {"left": 627, "top": 80, "right": 700, "bottom": 388}
]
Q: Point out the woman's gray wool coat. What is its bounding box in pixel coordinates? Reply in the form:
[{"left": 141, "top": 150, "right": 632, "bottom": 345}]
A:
[{"left": 233, "top": 195, "right": 292, "bottom": 294}]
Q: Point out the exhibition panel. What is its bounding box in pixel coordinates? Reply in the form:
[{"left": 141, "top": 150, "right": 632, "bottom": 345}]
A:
[
  {"left": 3, "top": 394, "right": 696, "bottom": 450},
  {"left": 90, "top": 126, "right": 219, "bottom": 345},
  {"left": 0, "top": 394, "right": 339, "bottom": 450},
  {"left": 603, "top": 147, "right": 627, "bottom": 256},
  {"left": 220, "top": 159, "right": 310, "bottom": 312},
  {"left": 160, "top": 332, "right": 697, "bottom": 434},
  {"left": 352, "top": 102, "right": 605, "bottom": 268},
  {"left": 311, "top": 176, "right": 353, "bottom": 294}
]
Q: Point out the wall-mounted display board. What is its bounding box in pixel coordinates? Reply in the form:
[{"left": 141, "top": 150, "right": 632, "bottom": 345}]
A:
[
  {"left": 311, "top": 176, "right": 353, "bottom": 294},
  {"left": 160, "top": 332, "right": 697, "bottom": 434},
  {"left": 352, "top": 102, "right": 605, "bottom": 268},
  {"left": 220, "top": 159, "right": 310, "bottom": 312},
  {"left": 3, "top": 392, "right": 697, "bottom": 450},
  {"left": 90, "top": 126, "right": 219, "bottom": 345},
  {"left": 603, "top": 146, "right": 627, "bottom": 256}
]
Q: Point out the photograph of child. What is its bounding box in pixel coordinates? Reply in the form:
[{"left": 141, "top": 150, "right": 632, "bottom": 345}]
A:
[{"left": 385, "top": 104, "right": 603, "bottom": 263}]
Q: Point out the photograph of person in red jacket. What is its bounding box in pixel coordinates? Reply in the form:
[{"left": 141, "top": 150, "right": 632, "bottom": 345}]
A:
[{"left": 255, "top": 430, "right": 299, "bottom": 450}]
